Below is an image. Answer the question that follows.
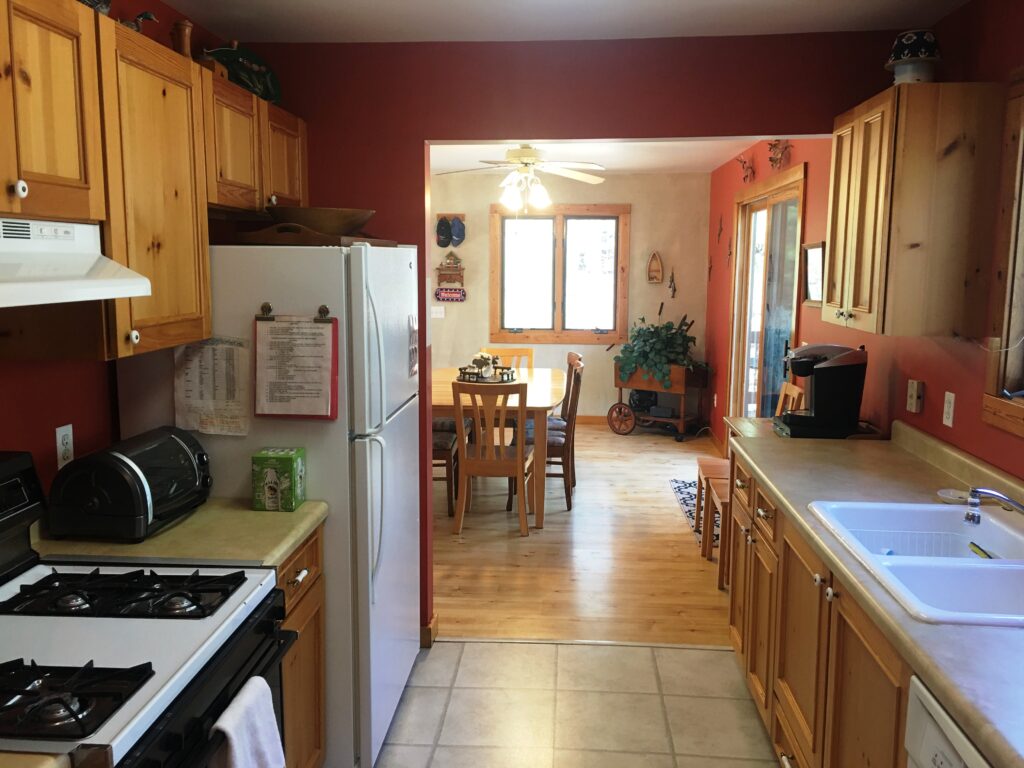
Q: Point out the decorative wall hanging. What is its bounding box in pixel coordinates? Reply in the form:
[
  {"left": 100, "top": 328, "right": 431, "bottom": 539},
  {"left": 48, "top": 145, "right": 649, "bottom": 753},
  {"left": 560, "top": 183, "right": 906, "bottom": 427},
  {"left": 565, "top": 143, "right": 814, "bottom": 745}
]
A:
[
  {"left": 737, "top": 156, "right": 755, "bottom": 184},
  {"left": 717, "top": 215, "right": 723, "bottom": 244},
  {"left": 435, "top": 287, "right": 466, "bottom": 303},
  {"left": 436, "top": 213, "right": 466, "bottom": 247},
  {"left": 436, "top": 251, "right": 465, "bottom": 286},
  {"left": 802, "top": 241, "right": 825, "bottom": 305},
  {"left": 727, "top": 237, "right": 733, "bottom": 262},
  {"left": 768, "top": 140, "right": 792, "bottom": 170},
  {"left": 646, "top": 252, "right": 664, "bottom": 284},
  {"left": 668, "top": 270, "right": 677, "bottom": 299}
]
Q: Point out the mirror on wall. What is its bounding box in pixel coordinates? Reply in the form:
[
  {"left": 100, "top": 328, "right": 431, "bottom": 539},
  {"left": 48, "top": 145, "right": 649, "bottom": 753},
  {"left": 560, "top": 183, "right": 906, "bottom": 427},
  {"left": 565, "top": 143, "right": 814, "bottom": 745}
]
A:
[
  {"left": 984, "top": 69, "right": 1024, "bottom": 436},
  {"left": 802, "top": 241, "right": 825, "bottom": 306}
]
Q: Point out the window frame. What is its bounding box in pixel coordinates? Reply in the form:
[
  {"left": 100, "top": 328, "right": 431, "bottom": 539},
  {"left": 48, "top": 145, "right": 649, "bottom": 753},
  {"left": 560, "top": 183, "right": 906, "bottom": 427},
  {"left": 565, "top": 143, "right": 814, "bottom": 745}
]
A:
[{"left": 488, "top": 203, "right": 631, "bottom": 344}]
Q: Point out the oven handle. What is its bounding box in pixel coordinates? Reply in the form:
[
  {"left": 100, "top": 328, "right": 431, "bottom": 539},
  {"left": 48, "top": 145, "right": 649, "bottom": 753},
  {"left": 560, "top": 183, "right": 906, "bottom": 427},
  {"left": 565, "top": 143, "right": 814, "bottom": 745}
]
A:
[{"left": 192, "top": 628, "right": 298, "bottom": 768}]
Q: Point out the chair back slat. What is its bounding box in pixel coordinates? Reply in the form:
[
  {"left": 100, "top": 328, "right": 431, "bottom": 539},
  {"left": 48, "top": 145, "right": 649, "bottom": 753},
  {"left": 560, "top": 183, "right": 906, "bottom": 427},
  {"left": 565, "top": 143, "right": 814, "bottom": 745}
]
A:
[
  {"left": 482, "top": 346, "right": 534, "bottom": 372},
  {"left": 563, "top": 361, "right": 584, "bottom": 443},
  {"left": 776, "top": 381, "right": 806, "bottom": 417},
  {"left": 560, "top": 352, "right": 583, "bottom": 420},
  {"left": 452, "top": 381, "right": 528, "bottom": 467}
]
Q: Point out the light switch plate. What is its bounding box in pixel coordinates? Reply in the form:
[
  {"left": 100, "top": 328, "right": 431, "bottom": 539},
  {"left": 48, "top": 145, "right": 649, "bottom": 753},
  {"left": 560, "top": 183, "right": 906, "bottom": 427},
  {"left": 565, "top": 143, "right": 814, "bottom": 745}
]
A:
[
  {"left": 942, "top": 392, "right": 955, "bottom": 427},
  {"left": 906, "top": 379, "right": 924, "bottom": 413},
  {"left": 431, "top": 305, "right": 445, "bottom": 319},
  {"left": 55, "top": 424, "right": 73, "bottom": 469}
]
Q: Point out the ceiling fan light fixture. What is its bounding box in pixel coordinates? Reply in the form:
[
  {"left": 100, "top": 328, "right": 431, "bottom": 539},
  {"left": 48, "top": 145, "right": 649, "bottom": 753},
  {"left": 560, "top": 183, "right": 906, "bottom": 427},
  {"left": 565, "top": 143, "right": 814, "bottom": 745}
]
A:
[
  {"left": 527, "top": 177, "right": 552, "bottom": 209},
  {"left": 500, "top": 182, "right": 525, "bottom": 212}
]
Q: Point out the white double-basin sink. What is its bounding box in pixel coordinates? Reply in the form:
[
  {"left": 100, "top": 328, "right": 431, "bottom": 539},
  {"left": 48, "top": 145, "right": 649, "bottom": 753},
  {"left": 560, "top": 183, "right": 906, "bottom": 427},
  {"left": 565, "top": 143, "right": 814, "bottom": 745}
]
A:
[{"left": 808, "top": 501, "right": 1024, "bottom": 627}]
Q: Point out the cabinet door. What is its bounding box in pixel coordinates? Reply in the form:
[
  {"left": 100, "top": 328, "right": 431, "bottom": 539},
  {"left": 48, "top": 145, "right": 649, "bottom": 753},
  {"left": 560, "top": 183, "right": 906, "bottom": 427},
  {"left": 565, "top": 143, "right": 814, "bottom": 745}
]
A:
[
  {"left": 745, "top": 532, "right": 777, "bottom": 727},
  {"left": 203, "top": 71, "right": 263, "bottom": 210},
  {"left": 775, "top": 519, "right": 831, "bottom": 768},
  {"left": 772, "top": 706, "right": 812, "bottom": 768},
  {"left": 98, "top": 17, "right": 210, "bottom": 356},
  {"left": 0, "top": 0, "right": 104, "bottom": 220},
  {"left": 262, "top": 102, "right": 308, "bottom": 207},
  {"left": 727, "top": 504, "right": 752, "bottom": 662},
  {"left": 845, "top": 89, "right": 896, "bottom": 333},
  {"left": 282, "top": 575, "right": 326, "bottom": 768},
  {"left": 823, "top": 119, "right": 856, "bottom": 326},
  {"left": 823, "top": 576, "right": 910, "bottom": 768}
]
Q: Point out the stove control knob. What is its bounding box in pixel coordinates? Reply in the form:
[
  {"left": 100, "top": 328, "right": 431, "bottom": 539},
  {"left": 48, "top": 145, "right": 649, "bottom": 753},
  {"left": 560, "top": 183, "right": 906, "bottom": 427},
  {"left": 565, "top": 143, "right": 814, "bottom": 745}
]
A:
[
  {"left": 201, "top": 475, "right": 213, "bottom": 489},
  {"left": 196, "top": 451, "right": 209, "bottom": 467}
]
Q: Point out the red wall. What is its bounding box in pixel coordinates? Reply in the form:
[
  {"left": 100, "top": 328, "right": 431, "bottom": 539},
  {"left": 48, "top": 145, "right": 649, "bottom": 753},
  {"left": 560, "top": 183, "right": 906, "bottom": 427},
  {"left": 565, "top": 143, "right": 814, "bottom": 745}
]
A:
[{"left": 704, "top": 0, "right": 1024, "bottom": 479}]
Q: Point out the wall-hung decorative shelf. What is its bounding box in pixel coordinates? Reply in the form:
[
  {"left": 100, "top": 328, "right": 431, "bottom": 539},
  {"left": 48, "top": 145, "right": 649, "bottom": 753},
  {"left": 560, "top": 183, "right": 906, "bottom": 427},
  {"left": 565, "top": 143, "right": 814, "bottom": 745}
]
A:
[
  {"left": 436, "top": 251, "right": 465, "bottom": 286},
  {"left": 647, "top": 251, "right": 664, "bottom": 284}
]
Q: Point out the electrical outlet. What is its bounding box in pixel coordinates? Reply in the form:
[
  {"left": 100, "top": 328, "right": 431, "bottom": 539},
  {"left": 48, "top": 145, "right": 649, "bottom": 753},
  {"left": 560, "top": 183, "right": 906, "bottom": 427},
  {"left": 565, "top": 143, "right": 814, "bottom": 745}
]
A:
[
  {"left": 430, "top": 305, "right": 445, "bottom": 319},
  {"left": 906, "top": 379, "right": 924, "bottom": 413},
  {"left": 942, "top": 392, "right": 955, "bottom": 428},
  {"left": 55, "top": 424, "right": 73, "bottom": 469}
]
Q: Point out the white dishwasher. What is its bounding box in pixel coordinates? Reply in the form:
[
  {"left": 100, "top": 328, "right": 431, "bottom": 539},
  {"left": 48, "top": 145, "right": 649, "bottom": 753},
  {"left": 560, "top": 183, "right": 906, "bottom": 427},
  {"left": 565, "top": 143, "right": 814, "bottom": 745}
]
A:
[{"left": 905, "top": 677, "right": 992, "bottom": 768}]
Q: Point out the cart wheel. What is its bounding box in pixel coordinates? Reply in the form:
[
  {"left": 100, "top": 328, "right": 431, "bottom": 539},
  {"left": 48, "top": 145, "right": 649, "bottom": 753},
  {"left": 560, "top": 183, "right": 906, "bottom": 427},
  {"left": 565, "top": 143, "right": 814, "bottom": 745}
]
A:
[
  {"left": 674, "top": 433, "right": 686, "bottom": 443},
  {"left": 607, "top": 403, "right": 637, "bottom": 435}
]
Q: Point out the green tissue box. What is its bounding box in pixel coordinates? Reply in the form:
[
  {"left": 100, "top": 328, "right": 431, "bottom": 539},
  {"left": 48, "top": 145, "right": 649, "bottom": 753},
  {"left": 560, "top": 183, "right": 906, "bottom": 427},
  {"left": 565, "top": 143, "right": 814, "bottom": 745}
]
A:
[{"left": 252, "top": 448, "right": 307, "bottom": 512}]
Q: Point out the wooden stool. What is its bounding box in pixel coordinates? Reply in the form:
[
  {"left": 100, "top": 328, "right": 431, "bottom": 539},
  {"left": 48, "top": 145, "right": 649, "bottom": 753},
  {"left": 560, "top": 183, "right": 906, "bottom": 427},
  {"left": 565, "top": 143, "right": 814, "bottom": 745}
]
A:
[
  {"left": 711, "top": 478, "right": 733, "bottom": 589},
  {"left": 705, "top": 477, "right": 730, "bottom": 562},
  {"left": 694, "top": 457, "right": 730, "bottom": 553}
]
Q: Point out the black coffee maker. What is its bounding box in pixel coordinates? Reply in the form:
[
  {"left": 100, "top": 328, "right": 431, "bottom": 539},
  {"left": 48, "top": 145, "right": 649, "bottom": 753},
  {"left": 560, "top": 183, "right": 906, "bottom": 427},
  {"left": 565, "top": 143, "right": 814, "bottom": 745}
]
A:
[{"left": 773, "top": 344, "right": 867, "bottom": 438}]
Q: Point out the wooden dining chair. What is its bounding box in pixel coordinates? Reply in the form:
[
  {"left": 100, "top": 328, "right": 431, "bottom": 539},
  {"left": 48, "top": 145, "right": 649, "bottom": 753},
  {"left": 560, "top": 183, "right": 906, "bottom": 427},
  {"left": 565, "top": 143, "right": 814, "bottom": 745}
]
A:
[
  {"left": 776, "top": 381, "right": 806, "bottom": 416},
  {"left": 452, "top": 381, "right": 535, "bottom": 536},
  {"left": 549, "top": 352, "right": 583, "bottom": 432},
  {"left": 482, "top": 346, "right": 534, "bottom": 372},
  {"left": 432, "top": 431, "right": 459, "bottom": 517},
  {"left": 507, "top": 359, "right": 584, "bottom": 511}
]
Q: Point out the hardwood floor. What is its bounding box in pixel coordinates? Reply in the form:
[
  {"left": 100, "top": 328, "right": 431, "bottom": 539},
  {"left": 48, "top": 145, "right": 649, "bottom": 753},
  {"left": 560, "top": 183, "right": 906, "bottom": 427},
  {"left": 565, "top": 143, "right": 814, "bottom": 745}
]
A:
[{"left": 432, "top": 424, "right": 730, "bottom": 645}]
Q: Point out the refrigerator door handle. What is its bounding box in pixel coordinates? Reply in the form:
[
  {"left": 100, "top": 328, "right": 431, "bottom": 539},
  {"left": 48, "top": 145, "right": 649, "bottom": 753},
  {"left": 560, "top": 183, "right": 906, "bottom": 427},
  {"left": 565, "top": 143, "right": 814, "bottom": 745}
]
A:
[
  {"left": 367, "top": 286, "right": 387, "bottom": 433},
  {"left": 369, "top": 433, "right": 386, "bottom": 604}
]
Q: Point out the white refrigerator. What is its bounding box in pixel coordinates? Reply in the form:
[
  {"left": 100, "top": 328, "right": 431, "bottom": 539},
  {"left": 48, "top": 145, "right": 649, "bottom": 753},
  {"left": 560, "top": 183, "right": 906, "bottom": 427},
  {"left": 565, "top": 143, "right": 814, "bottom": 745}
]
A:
[{"left": 119, "top": 243, "right": 422, "bottom": 768}]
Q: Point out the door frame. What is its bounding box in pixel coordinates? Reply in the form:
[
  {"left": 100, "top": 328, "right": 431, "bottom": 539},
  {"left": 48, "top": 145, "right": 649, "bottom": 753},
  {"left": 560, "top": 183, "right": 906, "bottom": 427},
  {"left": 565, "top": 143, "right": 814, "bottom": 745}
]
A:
[{"left": 726, "top": 163, "right": 806, "bottom": 420}]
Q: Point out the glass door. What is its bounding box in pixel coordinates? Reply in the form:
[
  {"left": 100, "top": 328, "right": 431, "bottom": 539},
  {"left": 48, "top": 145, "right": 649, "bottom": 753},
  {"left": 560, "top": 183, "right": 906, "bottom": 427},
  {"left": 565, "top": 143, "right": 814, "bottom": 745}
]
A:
[{"left": 732, "top": 191, "right": 802, "bottom": 418}]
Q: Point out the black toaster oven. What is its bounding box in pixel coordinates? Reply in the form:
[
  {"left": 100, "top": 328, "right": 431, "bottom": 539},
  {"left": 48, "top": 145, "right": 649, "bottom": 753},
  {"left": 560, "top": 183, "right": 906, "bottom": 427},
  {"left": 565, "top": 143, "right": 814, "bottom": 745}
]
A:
[{"left": 47, "top": 426, "right": 212, "bottom": 542}]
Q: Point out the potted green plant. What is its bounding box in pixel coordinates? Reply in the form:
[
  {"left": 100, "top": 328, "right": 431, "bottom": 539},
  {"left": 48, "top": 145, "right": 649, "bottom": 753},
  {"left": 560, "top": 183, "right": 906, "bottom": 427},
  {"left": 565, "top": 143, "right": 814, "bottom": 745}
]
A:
[{"left": 614, "top": 314, "right": 708, "bottom": 390}]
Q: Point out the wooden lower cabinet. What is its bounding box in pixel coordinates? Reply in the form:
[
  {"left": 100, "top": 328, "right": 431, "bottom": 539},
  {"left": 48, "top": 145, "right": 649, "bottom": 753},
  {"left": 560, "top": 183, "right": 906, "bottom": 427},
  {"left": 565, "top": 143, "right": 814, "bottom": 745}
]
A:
[
  {"left": 823, "top": 575, "right": 911, "bottom": 768},
  {"left": 772, "top": 705, "right": 812, "bottom": 768},
  {"left": 774, "top": 517, "right": 831, "bottom": 766},
  {"left": 727, "top": 502, "right": 752, "bottom": 662},
  {"left": 279, "top": 530, "right": 326, "bottom": 768},
  {"left": 745, "top": 533, "right": 777, "bottom": 727}
]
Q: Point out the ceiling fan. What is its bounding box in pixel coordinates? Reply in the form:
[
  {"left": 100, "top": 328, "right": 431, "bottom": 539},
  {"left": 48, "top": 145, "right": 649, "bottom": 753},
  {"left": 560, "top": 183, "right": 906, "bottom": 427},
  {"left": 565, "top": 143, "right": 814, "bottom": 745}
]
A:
[{"left": 476, "top": 144, "right": 606, "bottom": 186}]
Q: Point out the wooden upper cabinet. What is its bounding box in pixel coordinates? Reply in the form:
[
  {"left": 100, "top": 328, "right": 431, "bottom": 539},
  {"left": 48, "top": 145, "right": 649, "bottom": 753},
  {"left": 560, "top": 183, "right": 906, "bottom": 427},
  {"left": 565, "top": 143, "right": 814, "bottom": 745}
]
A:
[
  {"left": 98, "top": 16, "right": 210, "bottom": 356},
  {"left": 203, "top": 71, "right": 263, "bottom": 210},
  {"left": 822, "top": 83, "right": 1004, "bottom": 336},
  {"left": 262, "top": 102, "right": 308, "bottom": 208},
  {"left": 0, "top": 0, "right": 104, "bottom": 221},
  {"left": 822, "top": 576, "right": 910, "bottom": 768}
]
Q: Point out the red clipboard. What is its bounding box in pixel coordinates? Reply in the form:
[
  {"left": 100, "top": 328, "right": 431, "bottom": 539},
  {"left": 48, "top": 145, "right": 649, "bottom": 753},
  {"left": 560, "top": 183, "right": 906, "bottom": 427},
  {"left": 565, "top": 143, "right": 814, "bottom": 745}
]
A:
[{"left": 253, "top": 316, "right": 339, "bottom": 421}]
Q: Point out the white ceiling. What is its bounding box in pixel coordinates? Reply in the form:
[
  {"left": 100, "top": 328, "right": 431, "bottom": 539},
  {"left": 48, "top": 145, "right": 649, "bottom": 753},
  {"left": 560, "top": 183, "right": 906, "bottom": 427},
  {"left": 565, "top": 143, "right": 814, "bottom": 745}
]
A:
[
  {"left": 429, "top": 139, "right": 810, "bottom": 176},
  {"left": 169, "top": 0, "right": 965, "bottom": 43}
]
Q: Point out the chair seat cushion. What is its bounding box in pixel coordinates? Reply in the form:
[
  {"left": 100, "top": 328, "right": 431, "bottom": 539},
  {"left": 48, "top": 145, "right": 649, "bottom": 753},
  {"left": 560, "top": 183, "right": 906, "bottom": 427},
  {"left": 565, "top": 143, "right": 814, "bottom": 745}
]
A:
[
  {"left": 525, "top": 416, "right": 568, "bottom": 431},
  {"left": 432, "top": 417, "right": 473, "bottom": 433},
  {"left": 432, "top": 432, "right": 458, "bottom": 452},
  {"left": 514, "top": 429, "right": 566, "bottom": 447}
]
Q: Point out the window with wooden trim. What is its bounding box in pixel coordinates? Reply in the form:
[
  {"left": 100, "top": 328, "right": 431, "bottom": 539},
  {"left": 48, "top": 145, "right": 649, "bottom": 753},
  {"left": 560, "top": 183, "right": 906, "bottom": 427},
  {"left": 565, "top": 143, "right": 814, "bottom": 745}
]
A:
[{"left": 488, "top": 204, "right": 630, "bottom": 344}]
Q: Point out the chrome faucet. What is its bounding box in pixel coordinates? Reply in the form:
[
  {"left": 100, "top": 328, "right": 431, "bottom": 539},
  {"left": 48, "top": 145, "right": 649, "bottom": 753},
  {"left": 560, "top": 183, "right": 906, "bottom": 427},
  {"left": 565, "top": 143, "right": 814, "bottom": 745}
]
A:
[{"left": 964, "top": 487, "right": 1024, "bottom": 525}]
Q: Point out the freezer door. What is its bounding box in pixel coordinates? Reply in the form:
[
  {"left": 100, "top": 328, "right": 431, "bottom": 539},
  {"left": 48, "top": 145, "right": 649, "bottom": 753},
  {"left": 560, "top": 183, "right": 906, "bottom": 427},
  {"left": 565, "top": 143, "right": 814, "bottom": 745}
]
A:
[
  {"left": 350, "top": 243, "right": 420, "bottom": 435},
  {"left": 353, "top": 396, "right": 421, "bottom": 766}
]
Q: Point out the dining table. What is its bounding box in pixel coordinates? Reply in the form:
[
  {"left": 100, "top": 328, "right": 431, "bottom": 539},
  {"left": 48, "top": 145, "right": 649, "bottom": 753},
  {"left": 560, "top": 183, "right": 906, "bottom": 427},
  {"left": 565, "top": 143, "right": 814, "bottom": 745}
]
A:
[{"left": 430, "top": 366, "right": 567, "bottom": 529}]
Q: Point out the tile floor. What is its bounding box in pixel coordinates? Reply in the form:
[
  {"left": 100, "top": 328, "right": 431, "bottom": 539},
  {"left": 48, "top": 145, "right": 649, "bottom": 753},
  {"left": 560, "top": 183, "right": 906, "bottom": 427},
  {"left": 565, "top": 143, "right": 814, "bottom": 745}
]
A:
[{"left": 378, "top": 640, "right": 776, "bottom": 768}]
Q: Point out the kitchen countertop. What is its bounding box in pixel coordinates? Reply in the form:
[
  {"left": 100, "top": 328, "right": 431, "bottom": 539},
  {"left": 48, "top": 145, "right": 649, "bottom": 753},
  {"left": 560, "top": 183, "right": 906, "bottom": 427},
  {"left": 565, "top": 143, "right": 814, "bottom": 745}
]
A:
[
  {"left": 6, "top": 499, "right": 328, "bottom": 768},
  {"left": 32, "top": 497, "right": 329, "bottom": 568},
  {"left": 730, "top": 434, "right": 1024, "bottom": 768}
]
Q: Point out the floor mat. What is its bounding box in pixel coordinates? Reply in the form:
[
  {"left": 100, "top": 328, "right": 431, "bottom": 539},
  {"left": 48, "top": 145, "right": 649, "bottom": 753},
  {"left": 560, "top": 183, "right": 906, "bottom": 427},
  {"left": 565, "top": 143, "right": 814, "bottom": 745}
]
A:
[{"left": 670, "top": 479, "right": 719, "bottom": 548}]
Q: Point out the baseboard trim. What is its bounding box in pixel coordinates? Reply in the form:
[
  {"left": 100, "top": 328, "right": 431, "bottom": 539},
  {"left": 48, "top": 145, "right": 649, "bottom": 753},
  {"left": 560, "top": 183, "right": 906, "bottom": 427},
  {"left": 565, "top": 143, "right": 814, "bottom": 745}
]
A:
[
  {"left": 420, "top": 612, "right": 439, "bottom": 648},
  {"left": 576, "top": 415, "right": 607, "bottom": 426},
  {"left": 709, "top": 429, "right": 726, "bottom": 457}
]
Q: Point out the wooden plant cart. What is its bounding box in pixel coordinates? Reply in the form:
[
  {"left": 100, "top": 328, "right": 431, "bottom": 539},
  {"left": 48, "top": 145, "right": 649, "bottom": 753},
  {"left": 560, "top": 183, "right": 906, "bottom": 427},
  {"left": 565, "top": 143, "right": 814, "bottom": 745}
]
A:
[{"left": 608, "top": 363, "right": 709, "bottom": 441}]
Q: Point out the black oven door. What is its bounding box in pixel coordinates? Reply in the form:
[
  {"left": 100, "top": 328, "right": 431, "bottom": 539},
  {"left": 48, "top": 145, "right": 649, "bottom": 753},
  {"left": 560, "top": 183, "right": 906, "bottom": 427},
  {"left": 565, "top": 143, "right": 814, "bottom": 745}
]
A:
[{"left": 110, "top": 590, "right": 296, "bottom": 768}]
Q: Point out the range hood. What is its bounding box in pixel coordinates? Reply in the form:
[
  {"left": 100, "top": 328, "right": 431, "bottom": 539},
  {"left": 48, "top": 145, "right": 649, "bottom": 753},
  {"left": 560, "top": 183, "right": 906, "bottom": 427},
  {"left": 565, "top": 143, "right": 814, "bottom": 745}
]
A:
[{"left": 0, "top": 218, "right": 151, "bottom": 308}]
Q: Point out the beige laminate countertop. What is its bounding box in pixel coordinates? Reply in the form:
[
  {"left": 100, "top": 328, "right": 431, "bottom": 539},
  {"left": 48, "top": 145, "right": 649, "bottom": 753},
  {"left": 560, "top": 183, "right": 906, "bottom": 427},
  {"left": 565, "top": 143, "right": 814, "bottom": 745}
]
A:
[
  {"left": 730, "top": 436, "right": 1024, "bottom": 768},
  {"left": 31, "top": 498, "right": 328, "bottom": 567},
  {"left": 5, "top": 499, "right": 328, "bottom": 767}
]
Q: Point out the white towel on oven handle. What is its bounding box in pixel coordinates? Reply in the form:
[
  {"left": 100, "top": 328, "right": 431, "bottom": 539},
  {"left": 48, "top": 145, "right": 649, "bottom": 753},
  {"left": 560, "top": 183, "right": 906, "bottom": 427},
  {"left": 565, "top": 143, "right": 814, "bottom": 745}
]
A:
[{"left": 211, "top": 676, "right": 286, "bottom": 768}]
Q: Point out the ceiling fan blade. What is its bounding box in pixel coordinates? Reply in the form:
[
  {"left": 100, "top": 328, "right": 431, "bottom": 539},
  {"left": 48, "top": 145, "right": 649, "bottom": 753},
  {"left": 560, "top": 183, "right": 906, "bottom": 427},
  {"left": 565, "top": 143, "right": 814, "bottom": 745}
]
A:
[
  {"left": 537, "top": 161, "right": 606, "bottom": 171},
  {"left": 480, "top": 160, "right": 518, "bottom": 167},
  {"left": 433, "top": 166, "right": 516, "bottom": 176},
  {"left": 541, "top": 166, "right": 605, "bottom": 185}
]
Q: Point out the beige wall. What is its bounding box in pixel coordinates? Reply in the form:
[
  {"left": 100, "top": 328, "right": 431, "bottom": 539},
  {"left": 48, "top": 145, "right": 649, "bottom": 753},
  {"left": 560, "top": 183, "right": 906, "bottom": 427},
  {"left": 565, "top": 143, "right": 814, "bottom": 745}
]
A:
[{"left": 429, "top": 171, "right": 711, "bottom": 418}]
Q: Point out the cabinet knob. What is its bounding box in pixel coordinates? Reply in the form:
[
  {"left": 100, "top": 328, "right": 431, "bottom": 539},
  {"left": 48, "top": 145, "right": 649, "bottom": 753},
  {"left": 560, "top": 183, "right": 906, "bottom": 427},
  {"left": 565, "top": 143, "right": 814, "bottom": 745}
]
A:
[
  {"left": 845, "top": 311, "right": 856, "bottom": 320},
  {"left": 127, "top": 329, "right": 141, "bottom": 345},
  {"left": 8, "top": 179, "right": 28, "bottom": 199},
  {"left": 812, "top": 573, "right": 824, "bottom": 587},
  {"left": 268, "top": 193, "right": 278, "bottom": 206},
  {"left": 834, "top": 309, "right": 843, "bottom": 319},
  {"left": 825, "top": 586, "right": 839, "bottom": 602},
  {"left": 746, "top": 534, "right": 755, "bottom": 545},
  {"left": 735, "top": 478, "right": 748, "bottom": 490},
  {"left": 288, "top": 567, "right": 310, "bottom": 588},
  {"left": 780, "top": 755, "right": 795, "bottom": 768},
  {"left": 756, "top": 507, "right": 772, "bottom": 520}
]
